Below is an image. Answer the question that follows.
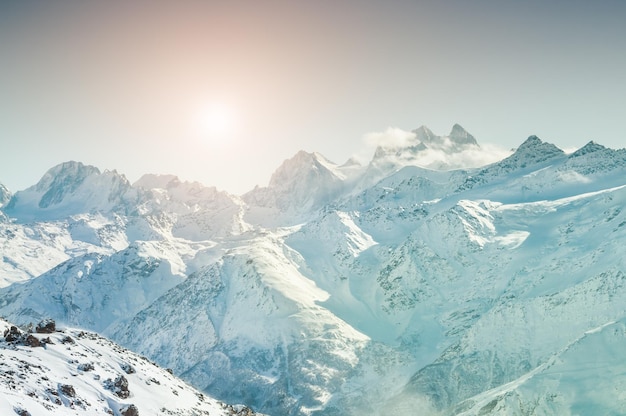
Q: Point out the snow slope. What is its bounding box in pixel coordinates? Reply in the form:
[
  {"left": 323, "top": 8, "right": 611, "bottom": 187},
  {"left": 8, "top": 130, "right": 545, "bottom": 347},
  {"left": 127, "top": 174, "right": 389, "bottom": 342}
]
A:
[{"left": 0, "top": 318, "right": 258, "bottom": 416}]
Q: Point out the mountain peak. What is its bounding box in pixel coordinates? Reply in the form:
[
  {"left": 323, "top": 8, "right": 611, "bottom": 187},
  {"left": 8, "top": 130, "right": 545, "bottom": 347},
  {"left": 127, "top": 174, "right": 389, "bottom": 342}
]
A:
[
  {"left": 340, "top": 157, "right": 362, "bottom": 168},
  {"left": 413, "top": 125, "right": 437, "bottom": 143},
  {"left": 519, "top": 135, "right": 543, "bottom": 147},
  {"left": 570, "top": 141, "right": 607, "bottom": 157},
  {"left": 33, "top": 161, "right": 102, "bottom": 208},
  {"left": 4, "top": 161, "right": 132, "bottom": 220},
  {"left": 448, "top": 123, "right": 478, "bottom": 146},
  {"left": 500, "top": 135, "right": 565, "bottom": 170},
  {"left": 36, "top": 161, "right": 100, "bottom": 189}
]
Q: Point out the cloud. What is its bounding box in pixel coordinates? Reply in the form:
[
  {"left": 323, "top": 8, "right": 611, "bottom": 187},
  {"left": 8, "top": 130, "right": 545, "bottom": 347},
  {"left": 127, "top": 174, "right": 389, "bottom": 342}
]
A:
[
  {"left": 362, "top": 127, "right": 416, "bottom": 149},
  {"left": 421, "top": 143, "right": 513, "bottom": 169},
  {"left": 358, "top": 127, "right": 512, "bottom": 170}
]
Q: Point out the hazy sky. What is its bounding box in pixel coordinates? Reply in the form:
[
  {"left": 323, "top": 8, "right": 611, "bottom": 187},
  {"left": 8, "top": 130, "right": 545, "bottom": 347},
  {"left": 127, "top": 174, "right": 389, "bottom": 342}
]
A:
[{"left": 1, "top": 0, "right": 625, "bottom": 194}]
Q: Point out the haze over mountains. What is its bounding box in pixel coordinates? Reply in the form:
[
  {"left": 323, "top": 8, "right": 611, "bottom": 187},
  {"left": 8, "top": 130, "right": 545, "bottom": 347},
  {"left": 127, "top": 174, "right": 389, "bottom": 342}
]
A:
[{"left": 1, "top": 125, "right": 626, "bottom": 415}]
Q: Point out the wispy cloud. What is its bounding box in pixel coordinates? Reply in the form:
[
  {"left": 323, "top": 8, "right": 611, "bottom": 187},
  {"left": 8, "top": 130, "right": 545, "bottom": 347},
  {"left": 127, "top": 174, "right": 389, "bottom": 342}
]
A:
[
  {"left": 359, "top": 127, "right": 512, "bottom": 169},
  {"left": 363, "top": 127, "right": 416, "bottom": 149}
]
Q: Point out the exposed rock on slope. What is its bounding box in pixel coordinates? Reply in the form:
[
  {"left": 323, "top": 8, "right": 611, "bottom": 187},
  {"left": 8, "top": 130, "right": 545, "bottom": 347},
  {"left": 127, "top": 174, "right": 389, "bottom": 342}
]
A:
[{"left": 0, "top": 318, "right": 259, "bottom": 416}]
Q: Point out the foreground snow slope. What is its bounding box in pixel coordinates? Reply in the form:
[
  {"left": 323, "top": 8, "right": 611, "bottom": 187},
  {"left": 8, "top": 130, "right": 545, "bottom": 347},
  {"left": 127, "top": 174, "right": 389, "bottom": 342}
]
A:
[
  {"left": 1, "top": 127, "right": 626, "bottom": 415},
  {"left": 0, "top": 318, "right": 258, "bottom": 416}
]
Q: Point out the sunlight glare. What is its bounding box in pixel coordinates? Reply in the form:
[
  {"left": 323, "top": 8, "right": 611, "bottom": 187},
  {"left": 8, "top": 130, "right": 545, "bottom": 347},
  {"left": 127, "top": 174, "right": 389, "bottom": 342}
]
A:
[{"left": 193, "top": 103, "right": 237, "bottom": 143}]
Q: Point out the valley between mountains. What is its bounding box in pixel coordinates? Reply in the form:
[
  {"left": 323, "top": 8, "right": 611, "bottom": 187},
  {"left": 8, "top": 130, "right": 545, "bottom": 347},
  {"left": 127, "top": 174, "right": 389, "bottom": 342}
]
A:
[{"left": 1, "top": 125, "right": 626, "bottom": 415}]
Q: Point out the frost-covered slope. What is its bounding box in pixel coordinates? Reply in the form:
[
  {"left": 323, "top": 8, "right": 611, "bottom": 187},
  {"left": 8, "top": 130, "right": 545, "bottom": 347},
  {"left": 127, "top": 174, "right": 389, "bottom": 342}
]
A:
[
  {"left": 0, "top": 214, "right": 127, "bottom": 287},
  {"left": 1, "top": 131, "right": 626, "bottom": 415},
  {"left": 0, "top": 240, "right": 205, "bottom": 332},
  {"left": 0, "top": 318, "right": 258, "bottom": 416},
  {"left": 449, "top": 318, "right": 626, "bottom": 415}
]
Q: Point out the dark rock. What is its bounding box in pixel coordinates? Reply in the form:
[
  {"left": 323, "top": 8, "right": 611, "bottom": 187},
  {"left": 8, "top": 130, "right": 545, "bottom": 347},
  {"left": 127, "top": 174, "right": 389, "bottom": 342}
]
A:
[
  {"left": 35, "top": 319, "right": 56, "bottom": 334},
  {"left": 4, "top": 325, "right": 22, "bottom": 342},
  {"left": 120, "top": 362, "right": 136, "bottom": 374},
  {"left": 59, "top": 384, "right": 76, "bottom": 397},
  {"left": 23, "top": 335, "right": 41, "bottom": 348},
  {"left": 78, "top": 363, "right": 95, "bottom": 372},
  {"left": 61, "top": 336, "right": 75, "bottom": 344},
  {"left": 120, "top": 404, "right": 139, "bottom": 416},
  {"left": 104, "top": 375, "right": 130, "bottom": 399}
]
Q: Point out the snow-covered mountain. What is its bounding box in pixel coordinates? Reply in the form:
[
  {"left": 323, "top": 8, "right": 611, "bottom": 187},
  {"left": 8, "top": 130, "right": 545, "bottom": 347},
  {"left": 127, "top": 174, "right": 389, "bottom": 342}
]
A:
[
  {"left": 4, "top": 161, "right": 135, "bottom": 223},
  {"left": 1, "top": 126, "right": 626, "bottom": 415},
  {"left": 0, "top": 318, "right": 258, "bottom": 416},
  {"left": 243, "top": 151, "right": 362, "bottom": 226},
  {"left": 364, "top": 124, "right": 485, "bottom": 184}
]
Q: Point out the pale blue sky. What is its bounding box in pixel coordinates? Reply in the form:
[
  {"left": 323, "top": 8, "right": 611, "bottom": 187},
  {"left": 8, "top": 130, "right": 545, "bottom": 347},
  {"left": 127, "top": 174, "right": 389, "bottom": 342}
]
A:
[{"left": 1, "top": 0, "right": 625, "bottom": 194}]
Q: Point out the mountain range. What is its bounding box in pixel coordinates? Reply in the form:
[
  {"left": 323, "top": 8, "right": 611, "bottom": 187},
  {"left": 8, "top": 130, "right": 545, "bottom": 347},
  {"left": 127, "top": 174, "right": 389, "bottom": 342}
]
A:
[{"left": 1, "top": 124, "right": 626, "bottom": 415}]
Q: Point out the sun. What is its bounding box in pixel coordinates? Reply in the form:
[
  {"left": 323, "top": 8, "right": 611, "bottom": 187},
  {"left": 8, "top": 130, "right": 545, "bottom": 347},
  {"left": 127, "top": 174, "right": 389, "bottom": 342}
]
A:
[{"left": 193, "top": 103, "right": 237, "bottom": 143}]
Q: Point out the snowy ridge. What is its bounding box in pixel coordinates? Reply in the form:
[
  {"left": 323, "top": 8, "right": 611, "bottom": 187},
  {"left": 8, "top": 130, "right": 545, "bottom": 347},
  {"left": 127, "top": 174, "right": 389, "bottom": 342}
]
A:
[{"left": 0, "top": 318, "right": 259, "bottom": 416}]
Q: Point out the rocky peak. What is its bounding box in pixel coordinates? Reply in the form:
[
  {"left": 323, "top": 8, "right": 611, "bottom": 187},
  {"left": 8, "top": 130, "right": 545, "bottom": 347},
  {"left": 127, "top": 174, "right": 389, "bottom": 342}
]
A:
[
  {"left": 413, "top": 125, "right": 437, "bottom": 143},
  {"left": 518, "top": 135, "right": 543, "bottom": 148},
  {"left": 268, "top": 151, "right": 341, "bottom": 189},
  {"left": 3, "top": 161, "right": 133, "bottom": 220},
  {"left": 570, "top": 141, "right": 607, "bottom": 158},
  {"left": 498, "top": 135, "right": 566, "bottom": 171},
  {"left": 34, "top": 161, "right": 101, "bottom": 208},
  {"left": 448, "top": 123, "right": 478, "bottom": 146}
]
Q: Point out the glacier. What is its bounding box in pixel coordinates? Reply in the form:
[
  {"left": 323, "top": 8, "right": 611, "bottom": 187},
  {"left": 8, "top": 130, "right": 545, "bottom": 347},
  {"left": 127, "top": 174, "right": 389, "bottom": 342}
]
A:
[{"left": 1, "top": 126, "right": 626, "bottom": 415}]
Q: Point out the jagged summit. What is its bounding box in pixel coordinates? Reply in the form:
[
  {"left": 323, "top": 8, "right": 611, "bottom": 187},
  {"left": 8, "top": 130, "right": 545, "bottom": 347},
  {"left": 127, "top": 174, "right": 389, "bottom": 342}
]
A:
[
  {"left": 518, "top": 134, "right": 542, "bottom": 147},
  {"left": 33, "top": 161, "right": 102, "bottom": 207},
  {"left": 242, "top": 151, "right": 352, "bottom": 225},
  {"left": 3, "top": 160, "right": 133, "bottom": 221},
  {"left": 507, "top": 135, "right": 565, "bottom": 166},
  {"left": 448, "top": 123, "right": 478, "bottom": 146},
  {"left": 413, "top": 125, "right": 437, "bottom": 143},
  {"left": 570, "top": 140, "right": 607, "bottom": 157},
  {"left": 456, "top": 135, "right": 568, "bottom": 193},
  {"left": 265, "top": 151, "right": 345, "bottom": 190},
  {"left": 368, "top": 124, "right": 483, "bottom": 178}
]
